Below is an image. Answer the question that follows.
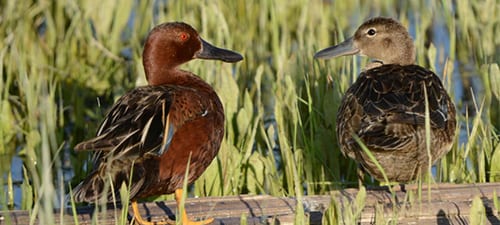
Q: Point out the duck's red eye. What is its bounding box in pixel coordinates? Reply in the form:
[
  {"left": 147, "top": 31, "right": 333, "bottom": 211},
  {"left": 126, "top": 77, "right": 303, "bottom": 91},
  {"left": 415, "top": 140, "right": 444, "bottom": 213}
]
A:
[{"left": 179, "top": 32, "right": 189, "bottom": 41}]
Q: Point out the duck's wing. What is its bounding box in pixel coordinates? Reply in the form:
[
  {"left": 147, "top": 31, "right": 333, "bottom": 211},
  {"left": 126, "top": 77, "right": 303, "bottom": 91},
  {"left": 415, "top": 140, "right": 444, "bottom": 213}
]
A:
[
  {"left": 72, "top": 86, "right": 178, "bottom": 202},
  {"left": 74, "top": 86, "right": 176, "bottom": 159},
  {"left": 340, "top": 64, "right": 454, "bottom": 151},
  {"left": 72, "top": 84, "right": 214, "bottom": 202}
]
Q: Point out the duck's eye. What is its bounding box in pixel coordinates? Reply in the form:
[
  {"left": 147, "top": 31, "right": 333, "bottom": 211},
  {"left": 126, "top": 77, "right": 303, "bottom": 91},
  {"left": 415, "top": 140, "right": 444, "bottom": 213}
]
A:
[
  {"left": 367, "top": 28, "right": 376, "bottom": 36},
  {"left": 179, "top": 32, "right": 189, "bottom": 42}
]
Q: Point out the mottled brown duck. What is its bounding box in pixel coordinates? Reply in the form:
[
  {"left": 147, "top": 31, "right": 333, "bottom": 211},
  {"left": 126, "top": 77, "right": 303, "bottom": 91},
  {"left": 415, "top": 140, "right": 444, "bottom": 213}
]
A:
[
  {"left": 314, "top": 17, "right": 456, "bottom": 184},
  {"left": 72, "top": 22, "right": 243, "bottom": 224}
]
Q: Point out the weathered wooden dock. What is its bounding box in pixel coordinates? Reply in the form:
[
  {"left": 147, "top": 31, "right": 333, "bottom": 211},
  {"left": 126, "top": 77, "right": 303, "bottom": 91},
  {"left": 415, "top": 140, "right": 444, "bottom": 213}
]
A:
[{"left": 1, "top": 183, "right": 499, "bottom": 224}]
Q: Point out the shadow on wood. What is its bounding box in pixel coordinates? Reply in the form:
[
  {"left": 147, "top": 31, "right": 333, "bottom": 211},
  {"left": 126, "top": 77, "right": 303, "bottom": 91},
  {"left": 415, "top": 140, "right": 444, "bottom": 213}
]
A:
[{"left": 0, "top": 183, "right": 499, "bottom": 224}]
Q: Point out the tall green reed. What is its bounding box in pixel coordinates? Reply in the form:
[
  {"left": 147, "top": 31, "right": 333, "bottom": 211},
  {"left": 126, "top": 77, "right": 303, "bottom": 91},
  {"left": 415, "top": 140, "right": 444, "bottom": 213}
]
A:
[{"left": 0, "top": 0, "right": 498, "bottom": 224}]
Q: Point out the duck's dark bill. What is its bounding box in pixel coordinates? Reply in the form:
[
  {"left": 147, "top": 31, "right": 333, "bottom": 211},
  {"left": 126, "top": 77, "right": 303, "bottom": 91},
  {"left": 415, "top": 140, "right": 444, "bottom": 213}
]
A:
[
  {"left": 196, "top": 39, "right": 243, "bottom": 63},
  {"left": 314, "top": 37, "right": 360, "bottom": 59}
]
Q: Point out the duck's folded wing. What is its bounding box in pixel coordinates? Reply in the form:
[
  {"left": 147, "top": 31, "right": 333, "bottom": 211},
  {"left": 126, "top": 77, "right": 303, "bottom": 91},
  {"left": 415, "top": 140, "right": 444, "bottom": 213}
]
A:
[
  {"left": 72, "top": 86, "right": 180, "bottom": 202},
  {"left": 74, "top": 86, "right": 176, "bottom": 158},
  {"left": 353, "top": 65, "right": 453, "bottom": 151}
]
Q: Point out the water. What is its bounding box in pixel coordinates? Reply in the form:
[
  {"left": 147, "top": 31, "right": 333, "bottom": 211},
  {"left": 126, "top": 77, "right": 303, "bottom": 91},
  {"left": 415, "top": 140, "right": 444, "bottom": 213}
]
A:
[{"left": 2, "top": 154, "right": 22, "bottom": 209}]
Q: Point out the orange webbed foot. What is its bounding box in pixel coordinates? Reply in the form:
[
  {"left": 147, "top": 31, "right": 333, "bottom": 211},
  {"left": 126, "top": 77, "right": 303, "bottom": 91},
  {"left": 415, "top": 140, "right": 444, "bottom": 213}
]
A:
[
  {"left": 175, "top": 189, "right": 214, "bottom": 225},
  {"left": 132, "top": 201, "right": 175, "bottom": 225},
  {"left": 131, "top": 189, "right": 214, "bottom": 225}
]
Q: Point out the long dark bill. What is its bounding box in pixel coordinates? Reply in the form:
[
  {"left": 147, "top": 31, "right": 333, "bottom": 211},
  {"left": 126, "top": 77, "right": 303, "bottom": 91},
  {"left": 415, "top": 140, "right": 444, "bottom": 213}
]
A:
[
  {"left": 314, "top": 37, "right": 360, "bottom": 59},
  {"left": 196, "top": 38, "right": 243, "bottom": 63}
]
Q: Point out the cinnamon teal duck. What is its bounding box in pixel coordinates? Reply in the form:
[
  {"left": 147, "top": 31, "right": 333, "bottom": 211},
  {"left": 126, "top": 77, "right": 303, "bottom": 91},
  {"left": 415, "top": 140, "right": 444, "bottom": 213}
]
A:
[
  {"left": 314, "top": 17, "right": 456, "bottom": 184},
  {"left": 72, "top": 22, "right": 243, "bottom": 224}
]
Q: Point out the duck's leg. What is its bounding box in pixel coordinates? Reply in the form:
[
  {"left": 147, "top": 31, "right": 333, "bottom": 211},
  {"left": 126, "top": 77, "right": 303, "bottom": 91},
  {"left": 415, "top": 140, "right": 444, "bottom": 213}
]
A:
[
  {"left": 132, "top": 201, "right": 175, "bottom": 225},
  {"left": 175, "top": 189, "right": 214, "bottom": 225}
]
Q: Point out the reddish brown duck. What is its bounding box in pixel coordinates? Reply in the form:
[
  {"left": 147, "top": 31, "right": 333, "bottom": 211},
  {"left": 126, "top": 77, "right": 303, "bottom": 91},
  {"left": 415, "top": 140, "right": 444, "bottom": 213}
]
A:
[
  {"left": 72, "top": 22, "right": 243, "bottom": 224},
  {"left": 314, "top": 17, "right": 456, "bottom": 184}
]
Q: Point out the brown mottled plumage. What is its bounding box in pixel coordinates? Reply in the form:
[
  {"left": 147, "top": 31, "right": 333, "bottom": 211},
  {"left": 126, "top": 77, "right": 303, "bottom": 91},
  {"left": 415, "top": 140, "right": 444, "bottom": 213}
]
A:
[
  {"left": 315, "top": 17, "right": 456, "bottom": 183},
  {"left": 73, "top": 22, "right": 242, "bottom": 225}
]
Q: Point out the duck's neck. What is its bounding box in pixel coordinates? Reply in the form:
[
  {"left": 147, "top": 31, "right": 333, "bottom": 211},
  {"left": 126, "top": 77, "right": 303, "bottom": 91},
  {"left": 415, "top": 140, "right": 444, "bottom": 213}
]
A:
[
  {"left": 145, "top": 66, "right": 176, "bottom": 86},
  {"left": 146, "top": 68, "right": 215, "bottom": 92},
  {"left": 365, "top": 45, "right": 415, "bottom": 70},
  {"left": 387, "top": 35, "right": 416, "bottom": 66},
  {"left": 393, "top": 42, "right": 416, "bottom": 65}
]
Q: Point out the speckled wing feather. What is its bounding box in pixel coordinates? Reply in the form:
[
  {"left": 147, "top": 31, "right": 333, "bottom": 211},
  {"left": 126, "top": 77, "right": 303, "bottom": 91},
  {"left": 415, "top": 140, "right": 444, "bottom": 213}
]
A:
[{"left": 337, "top": 64, "right": 454, "bottom": 153}]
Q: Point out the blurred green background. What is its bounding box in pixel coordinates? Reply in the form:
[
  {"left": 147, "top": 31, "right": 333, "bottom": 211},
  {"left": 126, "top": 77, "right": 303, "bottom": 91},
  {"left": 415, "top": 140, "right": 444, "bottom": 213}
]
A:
[{"left": 0, "top": 0, "right": 499, "bottom": 224}]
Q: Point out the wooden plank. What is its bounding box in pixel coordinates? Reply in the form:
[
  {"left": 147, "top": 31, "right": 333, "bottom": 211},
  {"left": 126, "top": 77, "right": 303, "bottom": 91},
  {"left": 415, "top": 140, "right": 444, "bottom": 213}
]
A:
[{"left": 0, "top": 183, "right": 499, "bottom": 224}]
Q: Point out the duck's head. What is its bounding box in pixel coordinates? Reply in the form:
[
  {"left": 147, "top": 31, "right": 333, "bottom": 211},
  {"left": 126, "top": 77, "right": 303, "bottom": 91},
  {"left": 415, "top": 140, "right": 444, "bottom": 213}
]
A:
[
  {"left": 314, "top": 17, "right": 415, "bottom": 66},
  {"left": 143, "top": 22, "right": 243, "bottom": 84}
]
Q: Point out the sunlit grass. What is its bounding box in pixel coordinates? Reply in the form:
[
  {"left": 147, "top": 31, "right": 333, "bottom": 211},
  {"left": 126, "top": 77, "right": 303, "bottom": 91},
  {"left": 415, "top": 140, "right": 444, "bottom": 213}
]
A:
[{"left": 0, "top": 0, "right": 498, "bottom": 224}]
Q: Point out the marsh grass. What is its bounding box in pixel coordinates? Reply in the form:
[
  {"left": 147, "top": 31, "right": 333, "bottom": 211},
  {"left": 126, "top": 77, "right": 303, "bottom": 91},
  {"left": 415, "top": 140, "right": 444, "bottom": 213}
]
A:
[{"left": 0, "top": 0, "right": 498, "bottom": 224}]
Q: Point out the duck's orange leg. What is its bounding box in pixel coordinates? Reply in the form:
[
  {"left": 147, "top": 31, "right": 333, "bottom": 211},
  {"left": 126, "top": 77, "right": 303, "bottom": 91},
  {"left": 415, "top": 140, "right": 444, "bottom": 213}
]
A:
[
  {"left": 131, "top": 201, "right": 174, "bottom": 225},
  {"left": 174, "top": 189, "right": 214, "bottom": 225}
]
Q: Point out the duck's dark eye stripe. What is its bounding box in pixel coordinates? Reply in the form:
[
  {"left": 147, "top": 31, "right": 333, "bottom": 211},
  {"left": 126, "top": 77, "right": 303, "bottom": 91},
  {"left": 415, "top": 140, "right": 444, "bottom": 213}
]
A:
[{"left": 367, "top": 29, "right": 376, "bottom": 36}]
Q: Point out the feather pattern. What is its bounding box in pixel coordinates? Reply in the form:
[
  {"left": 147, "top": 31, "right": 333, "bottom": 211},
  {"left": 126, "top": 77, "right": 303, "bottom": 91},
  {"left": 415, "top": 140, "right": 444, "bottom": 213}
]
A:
[
  {"left": 71, "top": 22, "right": 242, "bottom": 225},
  {"left": 337, "top": 64, "right": 456, "bottom": 182},
  {"left": 72, "top": 83, "right": 218, "bottom": 202},
  {"left": 315, "top": 17, "right": 456, "bottom": 183}
]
